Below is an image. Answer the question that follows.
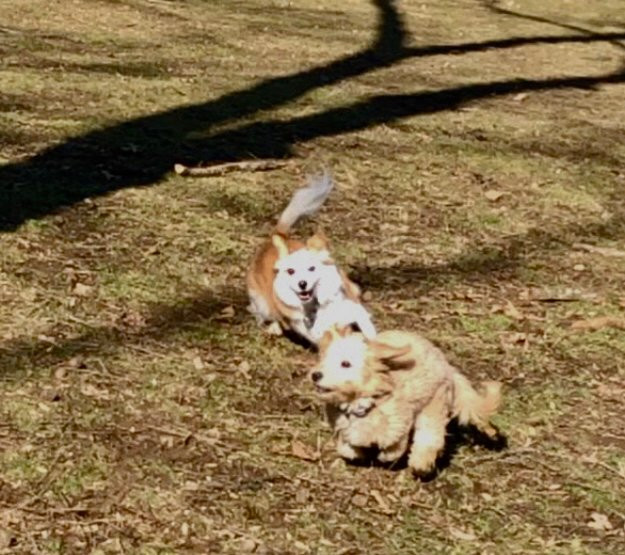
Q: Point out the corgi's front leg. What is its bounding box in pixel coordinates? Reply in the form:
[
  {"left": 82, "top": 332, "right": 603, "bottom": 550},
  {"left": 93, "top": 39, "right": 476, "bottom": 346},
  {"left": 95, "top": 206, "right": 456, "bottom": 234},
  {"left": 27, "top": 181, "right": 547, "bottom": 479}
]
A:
[{"left": 248, "top": 289, "right": 283, "bottom": 335}]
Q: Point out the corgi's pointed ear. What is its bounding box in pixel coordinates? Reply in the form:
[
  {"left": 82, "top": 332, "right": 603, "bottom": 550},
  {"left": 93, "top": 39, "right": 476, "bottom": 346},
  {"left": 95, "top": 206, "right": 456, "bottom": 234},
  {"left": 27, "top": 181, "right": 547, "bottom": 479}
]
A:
[
  {"left": 370, "top": 341, "right": 414, "bottom": 370},
  {"left": 306, "top": 231, "right": 330, "bottom": 251},
  {"left": 337, "top": 324, "right": 353, "bottom": 337},
  {"left": 272, "top": 234, "right": 289, "bottom": 259},
  {"left": 340, "top": 270, "right": 361, "bottom": 299}
]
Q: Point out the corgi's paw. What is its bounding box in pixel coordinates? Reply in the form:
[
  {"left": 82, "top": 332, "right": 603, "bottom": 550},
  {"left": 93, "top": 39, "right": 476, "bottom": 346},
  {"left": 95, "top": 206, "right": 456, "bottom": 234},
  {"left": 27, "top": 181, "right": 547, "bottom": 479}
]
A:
[{"left": 265, "top": 321, "right": 283, "bottom": 336}]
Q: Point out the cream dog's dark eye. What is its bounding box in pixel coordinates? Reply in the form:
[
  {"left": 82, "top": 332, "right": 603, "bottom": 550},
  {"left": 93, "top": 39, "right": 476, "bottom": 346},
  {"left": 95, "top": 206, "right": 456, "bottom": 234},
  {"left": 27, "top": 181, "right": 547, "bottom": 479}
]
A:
[
  {"left": 308, "top": 266, "right": 316, "bottom": 272},
  {"left": 287, "top": 268, "right": 295, "bottom": 275},
  {"left": 341, "top": 360, "right": 351, "bottom": 368}
]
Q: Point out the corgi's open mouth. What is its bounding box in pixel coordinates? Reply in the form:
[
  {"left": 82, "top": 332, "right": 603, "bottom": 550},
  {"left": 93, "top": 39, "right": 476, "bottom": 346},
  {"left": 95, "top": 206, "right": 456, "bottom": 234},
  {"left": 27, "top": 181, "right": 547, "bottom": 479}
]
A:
[
  {"left": 297, "top": 290, "right": 314, "bottom": 302},
  {"left": 315, "top": 385, "right": 332, "bottom": 394}
]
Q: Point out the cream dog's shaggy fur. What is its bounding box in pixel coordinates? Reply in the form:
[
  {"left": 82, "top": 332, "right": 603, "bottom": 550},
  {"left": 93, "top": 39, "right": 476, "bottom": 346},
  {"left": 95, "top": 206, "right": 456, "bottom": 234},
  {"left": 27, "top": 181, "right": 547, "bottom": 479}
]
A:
[
  {"left": 311, "top": 326, "right": 502, "bottom": 476},
  {"left": 247, "top": 174, "right": 375, "bottom": 345}
]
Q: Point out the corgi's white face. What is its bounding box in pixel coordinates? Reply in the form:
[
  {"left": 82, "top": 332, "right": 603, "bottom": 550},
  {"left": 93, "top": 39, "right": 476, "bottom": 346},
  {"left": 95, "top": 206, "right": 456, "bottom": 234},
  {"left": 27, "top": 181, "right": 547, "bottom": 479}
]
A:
[{"left": 273, "top": 248, "right": 341, "bottom": 309}]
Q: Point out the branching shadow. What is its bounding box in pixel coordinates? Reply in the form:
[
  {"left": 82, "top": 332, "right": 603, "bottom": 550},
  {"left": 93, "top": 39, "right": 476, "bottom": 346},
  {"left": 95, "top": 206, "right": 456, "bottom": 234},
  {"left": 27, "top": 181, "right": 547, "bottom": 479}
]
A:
[
  {"left": 482, "top": 0, "right": 625, "bottom": 52},
  {"left": 1, "top": 0, "right": 624, "bottom": 230}
]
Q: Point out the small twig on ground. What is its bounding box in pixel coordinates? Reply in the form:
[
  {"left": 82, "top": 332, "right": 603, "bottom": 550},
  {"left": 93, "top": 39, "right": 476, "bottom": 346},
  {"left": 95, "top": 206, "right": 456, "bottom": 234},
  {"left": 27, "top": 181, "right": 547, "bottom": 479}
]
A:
[
  {"left": 573, "top": 243, "right": 625, "bottom": 258},
  {"left": 174, "top": 159, "right": 291, "bottom": 177},
  {"left": 586, "top": 459, "right": 625, "bottom": 483}
]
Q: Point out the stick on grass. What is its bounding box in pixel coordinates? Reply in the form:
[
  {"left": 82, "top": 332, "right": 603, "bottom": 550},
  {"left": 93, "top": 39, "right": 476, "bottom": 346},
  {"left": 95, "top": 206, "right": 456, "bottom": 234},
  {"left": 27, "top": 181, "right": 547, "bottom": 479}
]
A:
[{"left": 174, "top": 159, "right": 291, "bottom": 177}]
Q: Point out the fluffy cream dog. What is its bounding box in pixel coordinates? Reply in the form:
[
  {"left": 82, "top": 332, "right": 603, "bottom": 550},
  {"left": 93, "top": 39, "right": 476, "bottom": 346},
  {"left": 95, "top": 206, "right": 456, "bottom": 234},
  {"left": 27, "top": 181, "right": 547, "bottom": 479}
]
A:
[
  {"left": 311, "top": 326, "right": 502, "bottom": 476},
  {"left": 247, "top": 174, "right": 376, "bottom": 345}
]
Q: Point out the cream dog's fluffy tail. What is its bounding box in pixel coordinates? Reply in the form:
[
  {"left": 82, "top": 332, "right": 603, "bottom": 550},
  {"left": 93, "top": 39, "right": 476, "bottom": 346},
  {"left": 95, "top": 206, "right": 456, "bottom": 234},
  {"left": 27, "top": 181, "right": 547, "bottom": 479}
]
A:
[
  {"left": 275, "top": 172, "right": 333, "bottom": 236},
  {"left": 452, "top": 374, "right": 501, "bottom": 435}
]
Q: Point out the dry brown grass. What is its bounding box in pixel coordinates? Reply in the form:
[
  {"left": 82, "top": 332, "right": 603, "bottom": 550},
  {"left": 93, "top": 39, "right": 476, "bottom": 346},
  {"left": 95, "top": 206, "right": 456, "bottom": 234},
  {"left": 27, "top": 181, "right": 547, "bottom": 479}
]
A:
[{"left": 1, "top": 0, "right": 624, "bottom": 553}]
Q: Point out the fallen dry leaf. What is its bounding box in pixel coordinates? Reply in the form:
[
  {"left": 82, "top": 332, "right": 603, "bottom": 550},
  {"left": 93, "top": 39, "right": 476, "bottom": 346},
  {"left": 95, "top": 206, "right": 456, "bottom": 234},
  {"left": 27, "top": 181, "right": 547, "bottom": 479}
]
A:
[
  {"left": 291, "top": 440, "right": 320, "bottom": 462},
  {"left": 80, "top": 383, "right": 111, "bottom": 401},
  {"left": 492, "top": 300, "right": 524, "bottom": 320},
  {"left": 192, "top": 356, "right": 205, "bottom": 370},
  {"left": 217, "top": 305, "right": 235, "bottom": 320},
  {"left": 500, "top": 332, "right": 529, "bottom": 348},
  {"left": 570, "top": 316, "right": 625, "bottom": 332},
  {"left": 73, "top": 282, "right": 93, "bottom": 297},
  {"left": 587, "top": 511, "right": 612, "bottom": 531},
  {"left": 351, "top": 493, "right": 368, "bottom": 508},
  {"left": 370, "top": 489, "right": 393, "bottom": 514},
  {"left": 449, "top": 526, "right": 477, "bottom": 541},
  {"left": 484, "top": 189, "right": 505, "bottom": 201}
]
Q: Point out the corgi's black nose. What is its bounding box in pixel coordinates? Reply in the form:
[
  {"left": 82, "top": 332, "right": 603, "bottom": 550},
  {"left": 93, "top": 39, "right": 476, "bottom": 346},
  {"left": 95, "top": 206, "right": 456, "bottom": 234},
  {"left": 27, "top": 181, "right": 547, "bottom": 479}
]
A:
[
  {"left": 311, "top": 371, "right": 322, "bottom": 383},
  {"left": 298, "top": 280, "right": 308, "bottom": 290}
]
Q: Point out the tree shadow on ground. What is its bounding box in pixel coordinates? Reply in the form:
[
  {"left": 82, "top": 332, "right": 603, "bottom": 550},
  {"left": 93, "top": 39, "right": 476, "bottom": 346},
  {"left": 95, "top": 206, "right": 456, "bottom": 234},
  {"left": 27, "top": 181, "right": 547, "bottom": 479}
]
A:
[
  {"left": 349, "top": 208, "right": 625, "bottom": 293},
  {"left": 1, "top": 0, "right": 624, "bottom": 230},
  {"left": 482, "top": 0, "right": 625, "bottom": 52}
]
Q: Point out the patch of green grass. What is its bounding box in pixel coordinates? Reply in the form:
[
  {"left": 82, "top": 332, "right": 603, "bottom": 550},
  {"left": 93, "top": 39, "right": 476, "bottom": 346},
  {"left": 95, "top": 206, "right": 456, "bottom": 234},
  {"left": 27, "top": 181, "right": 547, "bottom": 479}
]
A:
[
  {"left": 0, "top": 450, "right": 48, "bottom": 485},
  {"left": 457, "top": 313, "right": 514, "bottom": 335},
  {"left": 54, "top": 457, "right": 110, "bottom": 497}
]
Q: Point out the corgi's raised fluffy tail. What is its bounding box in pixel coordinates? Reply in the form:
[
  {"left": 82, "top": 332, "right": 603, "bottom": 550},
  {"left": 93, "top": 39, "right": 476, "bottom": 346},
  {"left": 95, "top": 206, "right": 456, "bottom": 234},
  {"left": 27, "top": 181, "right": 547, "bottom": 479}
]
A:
[
  {"left": 452, "top": 373, "right": 501, "bottom": 433},
  {"left": 275, "top": 172, "right": 334, "bottom": 236}
]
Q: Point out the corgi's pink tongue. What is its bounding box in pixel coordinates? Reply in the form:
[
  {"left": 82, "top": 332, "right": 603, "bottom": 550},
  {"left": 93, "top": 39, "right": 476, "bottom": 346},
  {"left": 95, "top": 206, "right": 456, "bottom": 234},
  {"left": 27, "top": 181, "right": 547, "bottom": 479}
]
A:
[{"left": 298, "top": 290, "right": 313, "bottom": 301}]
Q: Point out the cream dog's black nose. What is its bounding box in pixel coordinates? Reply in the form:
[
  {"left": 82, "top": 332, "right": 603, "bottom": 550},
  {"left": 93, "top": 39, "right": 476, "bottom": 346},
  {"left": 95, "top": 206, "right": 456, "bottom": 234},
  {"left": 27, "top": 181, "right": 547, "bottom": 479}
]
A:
[
  {"left": 298, "top": 280, "right": 308, "bottom": 290},
  {"left": 311, "top": 371, "right": 322, "bottom": 383}
]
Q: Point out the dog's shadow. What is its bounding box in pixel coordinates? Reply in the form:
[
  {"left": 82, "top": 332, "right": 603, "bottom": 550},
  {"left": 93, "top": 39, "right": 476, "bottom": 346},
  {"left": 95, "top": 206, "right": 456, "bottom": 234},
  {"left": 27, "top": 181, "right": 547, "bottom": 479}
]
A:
[
  {"left": 282, "top": 328, "right": 317, "bottom": 351},
  {"left": 345, "top": 419, "right": 508, "bottom": 481}
]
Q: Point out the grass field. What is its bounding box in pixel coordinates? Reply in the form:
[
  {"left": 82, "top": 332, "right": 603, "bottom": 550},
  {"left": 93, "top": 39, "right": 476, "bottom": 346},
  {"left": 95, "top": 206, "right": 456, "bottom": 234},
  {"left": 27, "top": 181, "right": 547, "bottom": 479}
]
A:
[{"left": 1, "top": 0, "right": 624, "bottom": 552}]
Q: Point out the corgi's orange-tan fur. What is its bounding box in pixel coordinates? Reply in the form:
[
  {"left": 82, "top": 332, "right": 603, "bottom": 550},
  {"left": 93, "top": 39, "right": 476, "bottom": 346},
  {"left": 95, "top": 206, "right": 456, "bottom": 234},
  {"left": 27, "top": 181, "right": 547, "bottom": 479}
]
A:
[
  {"left": 247, "top": 174, "right": 367, "bottom": 342},
  {"left": 311, "top": 326, "right": 502, "bottom": 476}
]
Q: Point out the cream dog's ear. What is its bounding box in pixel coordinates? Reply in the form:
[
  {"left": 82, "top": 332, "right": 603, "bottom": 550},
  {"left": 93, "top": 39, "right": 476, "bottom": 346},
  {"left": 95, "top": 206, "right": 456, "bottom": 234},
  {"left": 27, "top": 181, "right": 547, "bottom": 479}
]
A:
[
  {"left": 318, "top": 329, "right": 335, "bottom": 353},
  {"left": 272, "top": 234, "right": 289, "bottom": 259},
  {"left": 306, "top": 230, "right": 330, "bottom": 251},
  {"left": 319, "top": 324, "right": 352, "bottom": 351},
  {"left": 370, "top": 341, "right": 414, "bottom": 370}
]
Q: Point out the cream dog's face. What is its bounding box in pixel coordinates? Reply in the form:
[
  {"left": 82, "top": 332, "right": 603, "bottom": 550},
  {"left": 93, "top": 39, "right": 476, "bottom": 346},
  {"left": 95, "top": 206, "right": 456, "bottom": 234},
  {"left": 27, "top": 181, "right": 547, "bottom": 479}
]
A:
[{"left": 310, "top": 328, "right": 411, "bottom": 403}]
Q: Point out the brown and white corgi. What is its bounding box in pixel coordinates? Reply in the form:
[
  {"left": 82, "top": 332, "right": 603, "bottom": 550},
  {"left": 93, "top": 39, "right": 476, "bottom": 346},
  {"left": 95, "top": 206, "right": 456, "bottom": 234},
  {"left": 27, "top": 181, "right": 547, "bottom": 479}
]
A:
[{"left": 246, "top": 173, "right": 375, "bottom": 345}]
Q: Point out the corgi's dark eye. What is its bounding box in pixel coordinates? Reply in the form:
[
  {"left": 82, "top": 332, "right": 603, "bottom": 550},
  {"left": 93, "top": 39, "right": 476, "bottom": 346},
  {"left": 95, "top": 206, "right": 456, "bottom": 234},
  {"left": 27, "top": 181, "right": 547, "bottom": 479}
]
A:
[
  {"left": 308, "top": 266, "right": 316, "bottom": 272},
  {"left": 286, "top": 268, "right": 295, "bottom": 275},
  {"left": 341, "top": 360, "right": 352, "bottom": 368}
]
